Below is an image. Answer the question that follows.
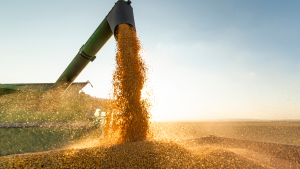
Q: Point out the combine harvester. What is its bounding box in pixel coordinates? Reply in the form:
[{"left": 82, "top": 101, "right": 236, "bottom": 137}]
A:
[
  {"left": 0, "top": 0, "right": 135, "bottom": 126},
  {"left": 0, "top": 0, "right": 137, "bottom": 156}
]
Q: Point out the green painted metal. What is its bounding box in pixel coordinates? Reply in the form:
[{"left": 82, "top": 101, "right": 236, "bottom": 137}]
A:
[
  {"left": 52, "top": 18, "right": 113, "bottom": 91},
  {"left": 82, "top": 18, "right": 113, "bottom": 57},
  {"left": 0, "top": 83, "right": 51, "bottom": 93},
  {"left": 0, "top": 82, "right": 88, "bottom": 96},
  {"left": 0, "top": 1, "right": 135, "bottom": 96},
  {"left": 52, "top": 0, "right": 135, "bottom": 93}
]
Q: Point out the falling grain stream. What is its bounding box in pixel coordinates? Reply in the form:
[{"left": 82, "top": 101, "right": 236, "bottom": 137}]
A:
[{"left": 104, "top": 24, "right": 151, "bottom": 144}]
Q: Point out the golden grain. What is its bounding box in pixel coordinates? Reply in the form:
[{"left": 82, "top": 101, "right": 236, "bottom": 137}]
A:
[
  {"left": 104, "top": 24, "right": 151, "bottom": 144},
  {"left": 0, "top": 141, "right": 265, "bottom": 168}
]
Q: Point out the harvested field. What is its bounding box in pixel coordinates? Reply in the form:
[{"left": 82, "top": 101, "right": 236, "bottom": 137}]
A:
[{"left": 151, "top": 121, "right": 300, "bottom": 146}]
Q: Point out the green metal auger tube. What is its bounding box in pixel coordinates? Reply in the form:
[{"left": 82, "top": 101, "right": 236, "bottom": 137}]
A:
[
  {"left": 38, "top": 0, "right": 135, "bottom": 112},
  {"left": 52, "top": 0, "right": 135, "bottom": 93}
]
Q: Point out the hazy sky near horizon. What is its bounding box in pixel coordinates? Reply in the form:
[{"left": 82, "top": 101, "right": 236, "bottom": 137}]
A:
[{"left": 1, "top": 0, "right": 300, "bottom": 121}]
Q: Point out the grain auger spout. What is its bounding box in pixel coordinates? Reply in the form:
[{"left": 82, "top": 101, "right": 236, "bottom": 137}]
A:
[
  {"left": 52, "top": 0, "right": 136, "bottom": 93},
  {"left": 39, "top": 0, "right": 136, "bottom": 111}
]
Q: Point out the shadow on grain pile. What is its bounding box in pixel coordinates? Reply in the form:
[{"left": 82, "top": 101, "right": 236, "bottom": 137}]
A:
[{"left": 0, "top": 140, "right": 265, "bottom": 168}]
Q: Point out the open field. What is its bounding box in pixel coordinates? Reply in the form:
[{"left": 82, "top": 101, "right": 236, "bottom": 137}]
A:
[{"left": 152, "top": 121, "right": 300, "bottom": 146}]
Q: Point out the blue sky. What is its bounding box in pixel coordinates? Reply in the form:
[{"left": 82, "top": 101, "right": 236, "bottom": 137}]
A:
[{"left": 1, "top": 0, "right": 300, "bottom": 121}]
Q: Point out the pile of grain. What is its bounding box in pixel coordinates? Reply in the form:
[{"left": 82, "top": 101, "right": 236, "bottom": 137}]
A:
[
  {"left": 104, "top": 24, "right": 151, "bottom": 143},
  {"left": 0, "top": 141, "right": 265, "bottom": 168}
]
